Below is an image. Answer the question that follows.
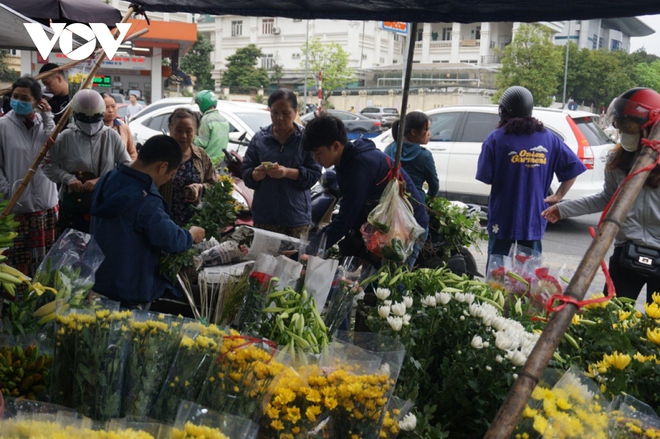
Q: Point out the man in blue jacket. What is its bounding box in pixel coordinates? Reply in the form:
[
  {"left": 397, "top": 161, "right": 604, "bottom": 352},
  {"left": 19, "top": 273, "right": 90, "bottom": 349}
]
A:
[
  {"left": 302, "top": 115, "right": 429, "bottom": 266},
  {"left": 90, "top": 135, "right": 205, "bottom": 307}
]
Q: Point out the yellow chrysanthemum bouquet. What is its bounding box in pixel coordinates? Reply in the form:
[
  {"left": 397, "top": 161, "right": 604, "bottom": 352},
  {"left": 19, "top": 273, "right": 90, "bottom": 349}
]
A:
[{"left": 151, "top": 322, "right": 226, "bottom": 422}]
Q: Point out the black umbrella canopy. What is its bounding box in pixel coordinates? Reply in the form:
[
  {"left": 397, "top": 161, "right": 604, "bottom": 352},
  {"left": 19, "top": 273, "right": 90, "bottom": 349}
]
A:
[
  {"left": 130, "top": 0, "right": 660, "bottom": 23},
  {"left": 0, "top": 0, "right": 122, "bottom": 27}
]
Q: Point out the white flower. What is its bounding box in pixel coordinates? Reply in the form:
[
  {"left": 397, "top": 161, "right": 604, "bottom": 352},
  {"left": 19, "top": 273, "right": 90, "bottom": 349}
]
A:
[
  {"left": 437, "top": 292, "right": 452, "bottom": 304},
  {"left": 492, "top": 317, "right": 507, "bottom": 331},
  {"left": 483, "top": 341, "right": 490, "bottom": 348},
  {"left": 379, "top": 362, "right": 391, "bottom": 377},
  {"left": 460, "top": 316, "right": 465, "bottom": 321},
  {"left": 398, "top": 413, "right": 417, "bottom": 431},
  {"left": 495, "top": 334, "right": 513, "bottom": 350},
  {"left": 421, "top": 295, "right": 437, "bottom": 307},
  {"left": 387, "top": 316, "right": 403, "bottom": 332},
  {"left": 391, "top": 302, "right": 406, "bottom": 316},
  {"left": 464, "top": 293, "right": 475, "bottom": 304},
  {"left": 375, "top": 288, "right": 391, "bottom": 300},
  {"left": 403, "top": 296, "right": 414, "bottom": 308},
  {"left": 495, "top": 355, "right": 504, "bottom": 363},
  {"left": 469, "top": 303, "right": 484, "bottom": 318},
  {"left": 378, "top": 305, "right": 391, "bottom": 319},
  {"left": 384, "top": 300, "right": 392, "bottom": 306},
  {"left": 482, "top": 313, "right": 495, "bottom": 327},
  {"left": 402, "top": 314, "right": 411, "bottom": 326},
  {"left": 455, "top": 292, "right": 466, "bottom": 302},
  {"left": 471, "top": 335, "right": 484, "bottom": 349},
  {"left": 486, "top": 366, "right": 492, "bottom": 371},
  {"left": 513, "top": 373, "right": 519, "bottom": 380},
  {"left": 510, "top": 350, "right": 527, "bottom": 366}
]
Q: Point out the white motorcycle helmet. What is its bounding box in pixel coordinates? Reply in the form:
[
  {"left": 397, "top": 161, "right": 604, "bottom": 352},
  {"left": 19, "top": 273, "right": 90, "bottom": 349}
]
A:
[{"left": 72, "top": 89, "right": 106, "bottom": 136}]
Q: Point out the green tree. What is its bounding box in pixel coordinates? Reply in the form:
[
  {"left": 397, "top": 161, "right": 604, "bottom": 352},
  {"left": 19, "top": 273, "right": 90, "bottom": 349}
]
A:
[
  {"left": 180, "top": 32, "right": 215, "bottom": 90},
  {"left": 221, "top": 44, "right": 270, "bottom": 90},
  {"left": 582, "top": 50, "right": 635, "bottom": 109},
  {"left": 633, "top": 60, "right": 660, "bottom": 93},
  {"left": 300, "top": 38, "right": 355, "bottom": 102},
  {"left": 0, "top": 50, "right": 19, "bottom": 82},
  {"left": 493, "top": 24, "right": 562, "bottom": 107},
  {"left": 270, "top": 63, "right": 284, "bottom": 86}
]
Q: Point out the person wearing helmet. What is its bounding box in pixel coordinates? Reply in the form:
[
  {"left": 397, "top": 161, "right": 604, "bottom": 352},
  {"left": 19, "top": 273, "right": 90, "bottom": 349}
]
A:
[
  {"left": 192, "top": 90, "right": 230, "bottom": 165},
  {"left": 543, "top": 87, "right": 660, "bottom": 304},
  {"left": 44, "top": 89, "right": 132, "bottom": 234},
  {"left": 476, "top": 86, "right": 586, "bottom": 263}
]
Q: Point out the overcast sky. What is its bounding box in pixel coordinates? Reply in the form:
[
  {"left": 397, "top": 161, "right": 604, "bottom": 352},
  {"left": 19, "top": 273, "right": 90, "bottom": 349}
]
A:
[{"left": 630, "top": 14, "right": 660, "bottom": 56}]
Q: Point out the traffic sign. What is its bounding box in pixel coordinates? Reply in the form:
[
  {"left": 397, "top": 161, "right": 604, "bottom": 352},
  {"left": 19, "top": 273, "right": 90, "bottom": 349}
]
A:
[{"left": 381, "top": 22, "right": 408, "bottom": 35}]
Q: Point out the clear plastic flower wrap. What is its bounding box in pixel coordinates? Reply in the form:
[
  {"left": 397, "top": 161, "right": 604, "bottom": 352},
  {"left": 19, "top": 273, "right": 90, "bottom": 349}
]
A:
[
  {"left": 514, "top": 367, "right": 609, "bottom": 438},
  {"left": 151, "top": 322, "right": 226, "bottom": 423},
  {"left": 259, "top": 364, "right": 333, "bottom": 438},
  {"left": 71, "top": 304, "right": 132, "bottom": 420},
  {"left": 170, "top": 400, "right": 258, "bottom": 439},
  {"left": 196, "top": 330, "right": 285, "bottom": 421},
  {"left": 0, "top": 398, "right": 80, "bottom": 437},
  {"left": 122, "top": 312, "right": 187, "bottom": 418},
  {"left": 361, "top": 178, "right": 425, "bottom": 263},
  {"left": 320, "top": 332, "right": 406, "bottom": 439},
  {"left": 237, "top": 254, "right": 278, "bottom": 334},
  {"left": 379, "top": 396, "right": 414, "bottom": 439},
  {"left": 608, "top": 394, "right": 660, "bottom": 439}
]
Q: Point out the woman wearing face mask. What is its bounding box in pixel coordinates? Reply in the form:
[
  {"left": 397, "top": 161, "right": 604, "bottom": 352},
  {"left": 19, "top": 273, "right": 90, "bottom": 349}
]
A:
[
  {"left": 384, "top": 111, "right": 439, "bottom": 200},
  {"left": 158, "top": 108, "right": 217, "bottom": 227},
  {"left": 542, "top": 87, "right": 660, "bottom": 304},
  {"left": 101, "top": 93, "right": 137, "bottom": 160},
  {"left": 0, "top": 76, "right": 58, "bottom": 276},
  {"left": 44, "top": 89, "right": 131, "bottom": 234}
]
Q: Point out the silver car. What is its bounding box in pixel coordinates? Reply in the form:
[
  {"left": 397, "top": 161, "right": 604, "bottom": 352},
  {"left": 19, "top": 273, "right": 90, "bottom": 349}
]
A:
[{"left": 360, "top": 106, "right": 399, "bottom": 128}]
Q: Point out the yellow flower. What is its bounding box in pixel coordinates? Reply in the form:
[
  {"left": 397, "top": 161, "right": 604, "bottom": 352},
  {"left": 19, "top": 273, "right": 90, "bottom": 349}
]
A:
[
  {"left": 532, "top": 415, "right": 547, "bottom": 434},
  {"left": 603, "top": 351, "right": 631, "bottom": 370},
  {"left": 270, "top": 420, "right": 285, "bottom": 431},
  {"left": 618, "top": 310, "right": 631, "bottom": 321},
  {"left": 647, "top": 327, "right": 660, "bottom": 346},
  {"left": 645, "top": 302, "right": 660, "bottom": 319},
  {"left": 556, "top": 398, "right": 572, "bottom": 410},
  {"left": 571, "top": 314, "right": 582, "bottom": 325},
  {"left": 652, "top": 292, "right": 660, "bottom": 304}
]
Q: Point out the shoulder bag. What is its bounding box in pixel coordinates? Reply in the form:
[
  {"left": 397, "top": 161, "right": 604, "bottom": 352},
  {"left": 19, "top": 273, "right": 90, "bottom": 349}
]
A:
[
  {"left": 619, "top": 240, "right": 660, "bottom": 277},
  {"left": 60, "top": 131, "right": 107, "bottom": 215}
]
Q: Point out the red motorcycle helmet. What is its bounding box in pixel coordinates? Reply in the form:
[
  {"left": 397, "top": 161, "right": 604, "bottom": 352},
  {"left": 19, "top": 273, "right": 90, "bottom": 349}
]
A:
[{"left": 606, "top": 87, "right": 660, "bottom": 134}]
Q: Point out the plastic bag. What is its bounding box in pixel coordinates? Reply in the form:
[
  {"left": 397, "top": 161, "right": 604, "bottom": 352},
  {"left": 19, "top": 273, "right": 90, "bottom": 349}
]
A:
[
  {"left": 608, "top": 394, "right": 660, "bottom": 438},
  {"left": 151, "top": 322, "right": 225, "bottom": 423},
  {"left": 380, "top": 396, "right": 415, "bottom": 439},
  {"left": 361, "top": 178, "right": 424, "bottom": 263},
  {"left": 237, "top": 254, "right": 279, "bottom": 333},
  {"left": 32, "top": 229, "right": 105, "bottom": 307},
  {"left": 170, "top": 401, "right": 258, "bottom": 439}
]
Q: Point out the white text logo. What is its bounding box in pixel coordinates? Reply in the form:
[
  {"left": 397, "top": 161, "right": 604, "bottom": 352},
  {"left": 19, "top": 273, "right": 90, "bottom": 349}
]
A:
[{"left": 24, "top": 23, "right": 132, "bottom": 61}]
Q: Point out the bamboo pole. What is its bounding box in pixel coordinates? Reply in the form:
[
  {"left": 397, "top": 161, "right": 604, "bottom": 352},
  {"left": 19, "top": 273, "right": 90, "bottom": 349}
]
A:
[
  {"left": 393, "top": 22, "right": 418, "bottom": 171},
  {"left": 1, "top": 6, "right": 137, "bottom": 218},
  {"left": 484, "top": 121, "right": 660, "bottom": 438},
  {"left": 0, "top": 28, "right": 149, "bottom": 97}
]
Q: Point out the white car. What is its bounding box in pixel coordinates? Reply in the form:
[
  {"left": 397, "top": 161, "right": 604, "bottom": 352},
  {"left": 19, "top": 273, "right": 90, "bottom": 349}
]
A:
[
  {"left": 372, "top": 105, "right": 614, "bottom": 206},
  {"left": 129, "top": 103, "right": 272, "bottom": 154},
  {"left": 128, "top": 97, "right": 268, "bottom": 123}
]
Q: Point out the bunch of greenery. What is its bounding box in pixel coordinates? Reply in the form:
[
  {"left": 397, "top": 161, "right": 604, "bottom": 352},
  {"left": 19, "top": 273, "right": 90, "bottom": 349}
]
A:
[
  {"left": 426, "top": 197, "right": 486, "bottom": 259},
  {"left": 189, "top": 174, "right": 237, "bottom": 238}
]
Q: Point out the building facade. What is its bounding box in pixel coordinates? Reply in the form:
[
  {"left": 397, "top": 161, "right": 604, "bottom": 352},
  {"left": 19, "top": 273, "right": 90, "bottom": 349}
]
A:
[{"left": 553, "top": 18, "right": 654, "bottom": 52}]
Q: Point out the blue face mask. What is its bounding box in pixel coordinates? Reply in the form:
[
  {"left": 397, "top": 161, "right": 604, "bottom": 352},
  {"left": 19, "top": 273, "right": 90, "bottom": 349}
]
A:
[{"left": 10, "top": 99, "right": 34, "bottom": 116}]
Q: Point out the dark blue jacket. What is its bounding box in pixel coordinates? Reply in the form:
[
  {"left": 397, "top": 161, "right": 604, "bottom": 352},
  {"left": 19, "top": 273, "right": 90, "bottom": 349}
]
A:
[
  {"left": 242, "top": 124, "right": 322, "bottom": 227},
  {"left": 384, "top": 141, "right": 439, "bottom": 199},
  {"left": 90, "top": 163, "right": 193, "bottom": 304},
  {"left": 325, "top": 138, "right": 429, "bottom": 248}
]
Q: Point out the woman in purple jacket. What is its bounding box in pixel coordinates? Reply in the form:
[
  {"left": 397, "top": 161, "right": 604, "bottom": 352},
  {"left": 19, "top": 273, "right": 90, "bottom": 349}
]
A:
[{"left": 241, "top": 88, "right": 322, "bottom": 238}]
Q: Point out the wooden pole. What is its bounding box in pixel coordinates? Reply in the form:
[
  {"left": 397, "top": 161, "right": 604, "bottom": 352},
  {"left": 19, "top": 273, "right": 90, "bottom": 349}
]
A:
[
  {"left": 484, "top": 121, "right": 660, "bottom": 438},
  {"left": 1, "top": 6, "right": 137, "bottom": 218},
  {"left": 0, "top": 28, "right": 149, "bottom": 96},
  {"left": 393, "top": 22, "right": 418, "bottom": 171}
]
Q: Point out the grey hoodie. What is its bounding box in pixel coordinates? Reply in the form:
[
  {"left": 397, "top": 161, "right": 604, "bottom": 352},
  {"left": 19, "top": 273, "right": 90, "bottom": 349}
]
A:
[
  {"left": 43, "top": 124, "right": 131, "bottom": 199},
  {"left": 557, "top": 152, "right": 660, "bottom": 249},
  {"left": 0, "top": 110, "right": 58, "bottom": 214}
]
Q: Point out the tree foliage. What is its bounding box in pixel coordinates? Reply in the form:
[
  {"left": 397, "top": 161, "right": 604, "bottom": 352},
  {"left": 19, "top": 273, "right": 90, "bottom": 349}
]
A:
[
  {"left": 493, "top": 24, "right": 562, "bottom": 107},
  {"left": 0, "top": 50, "right": 19, "bottom": 83},
  {"left": 221, "top": 44, "right": 270, "bottom": 90},
  {"left": 300, "top": 38, "right": 356, "bottom": 101},
  {"left": 634, "top": 60, "right": 660, "bottom": 93},
  {"left": 180, "top": 32, "right": 215, "bottom": 90}
]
